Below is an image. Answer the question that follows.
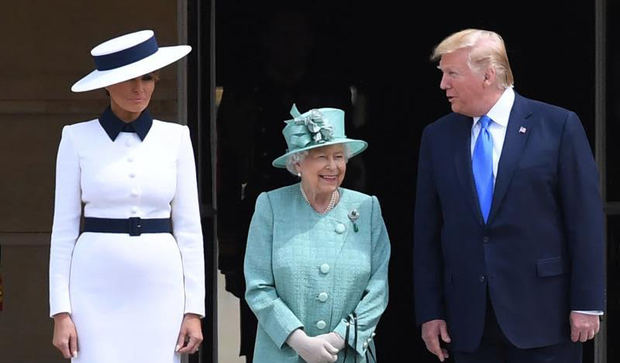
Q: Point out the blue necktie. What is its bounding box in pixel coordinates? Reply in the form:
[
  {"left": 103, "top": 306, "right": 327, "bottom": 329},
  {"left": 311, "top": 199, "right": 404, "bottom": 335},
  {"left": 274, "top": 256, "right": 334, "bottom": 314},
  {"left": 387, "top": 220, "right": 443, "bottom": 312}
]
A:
[{"left": 472, "top": 115, "right": 494, "bottom": 222}]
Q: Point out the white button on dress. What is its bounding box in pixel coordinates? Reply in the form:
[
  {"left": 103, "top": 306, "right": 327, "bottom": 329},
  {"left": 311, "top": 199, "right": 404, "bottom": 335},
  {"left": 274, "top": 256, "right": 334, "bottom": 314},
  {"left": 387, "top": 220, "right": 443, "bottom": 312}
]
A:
[{"left": 335, "top": 223, "right": 346, "bottom": 234}]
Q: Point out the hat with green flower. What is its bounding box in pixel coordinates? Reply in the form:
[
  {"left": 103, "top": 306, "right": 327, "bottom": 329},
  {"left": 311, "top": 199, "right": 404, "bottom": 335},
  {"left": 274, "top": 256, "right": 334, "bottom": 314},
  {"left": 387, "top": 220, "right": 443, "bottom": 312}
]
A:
[{"left": 272, "top": 104, "right": 368, "bottom": 168}]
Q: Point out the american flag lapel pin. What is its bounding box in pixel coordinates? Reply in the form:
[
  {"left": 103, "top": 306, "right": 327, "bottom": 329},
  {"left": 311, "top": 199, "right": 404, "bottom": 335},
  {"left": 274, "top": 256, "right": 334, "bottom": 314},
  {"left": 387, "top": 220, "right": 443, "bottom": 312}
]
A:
[{"left": 519, "top": 126, "right": 527, "bottom": 134}]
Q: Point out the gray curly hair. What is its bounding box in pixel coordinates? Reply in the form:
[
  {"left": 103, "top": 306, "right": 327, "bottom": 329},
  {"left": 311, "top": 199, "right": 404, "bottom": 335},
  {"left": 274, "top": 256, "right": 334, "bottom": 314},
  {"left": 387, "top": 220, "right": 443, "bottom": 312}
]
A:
[{"left": 285, "top": 144, "right": 352, "bottom": 176}]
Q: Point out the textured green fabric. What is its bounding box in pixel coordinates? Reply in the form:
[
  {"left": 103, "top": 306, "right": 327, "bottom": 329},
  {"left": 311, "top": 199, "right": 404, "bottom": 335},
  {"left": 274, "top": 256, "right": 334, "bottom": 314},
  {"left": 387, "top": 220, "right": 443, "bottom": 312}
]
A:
[{"left": 244, "top": 183, "right": 391, "bottom": 362}]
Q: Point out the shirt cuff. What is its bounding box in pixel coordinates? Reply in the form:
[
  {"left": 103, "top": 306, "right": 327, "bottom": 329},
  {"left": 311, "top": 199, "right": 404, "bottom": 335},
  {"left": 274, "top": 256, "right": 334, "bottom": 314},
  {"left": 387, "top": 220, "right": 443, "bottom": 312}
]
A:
[{"left": 572, "top": 310, "right": 604, "bottom": 315}]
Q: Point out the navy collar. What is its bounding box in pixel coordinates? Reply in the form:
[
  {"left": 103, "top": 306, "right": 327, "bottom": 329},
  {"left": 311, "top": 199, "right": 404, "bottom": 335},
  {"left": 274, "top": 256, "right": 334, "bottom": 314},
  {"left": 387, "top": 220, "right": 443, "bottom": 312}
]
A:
[{"left": 98, "top": 107, "right": 153, "bottom": 141}]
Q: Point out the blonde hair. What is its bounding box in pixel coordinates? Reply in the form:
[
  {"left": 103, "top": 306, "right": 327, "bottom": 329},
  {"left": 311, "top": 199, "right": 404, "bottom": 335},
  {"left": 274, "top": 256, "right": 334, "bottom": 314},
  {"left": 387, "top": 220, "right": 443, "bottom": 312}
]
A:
[{"left": 431, "top": 29, "right": 514, "bottom": 89}]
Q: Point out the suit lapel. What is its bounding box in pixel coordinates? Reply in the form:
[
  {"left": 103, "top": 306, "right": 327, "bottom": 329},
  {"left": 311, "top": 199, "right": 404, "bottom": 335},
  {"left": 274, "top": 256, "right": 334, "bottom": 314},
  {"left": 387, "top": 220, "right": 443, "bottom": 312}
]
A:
[
  {"left": 488, "top": 94, "right": 532, "bottom": 222},
  {"left": 453, "top": 114, "right": 485, "bottom": 224}
]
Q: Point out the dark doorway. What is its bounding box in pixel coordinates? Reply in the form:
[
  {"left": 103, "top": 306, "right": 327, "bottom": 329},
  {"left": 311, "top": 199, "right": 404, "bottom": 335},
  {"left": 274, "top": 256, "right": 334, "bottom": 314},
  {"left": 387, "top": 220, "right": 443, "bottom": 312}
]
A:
[
  {"left": 212, "top": 1, "right": 601, "bottom": 362},
  {"left": 605, "top": 0, "right": 620, "bottom": 362}
]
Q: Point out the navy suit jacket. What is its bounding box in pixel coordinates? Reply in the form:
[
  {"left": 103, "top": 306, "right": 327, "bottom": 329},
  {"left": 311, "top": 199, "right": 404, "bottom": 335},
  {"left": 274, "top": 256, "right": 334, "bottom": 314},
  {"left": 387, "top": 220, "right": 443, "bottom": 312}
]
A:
[{"left": 413, "top": 92, "right": 605, "bottom": 351}]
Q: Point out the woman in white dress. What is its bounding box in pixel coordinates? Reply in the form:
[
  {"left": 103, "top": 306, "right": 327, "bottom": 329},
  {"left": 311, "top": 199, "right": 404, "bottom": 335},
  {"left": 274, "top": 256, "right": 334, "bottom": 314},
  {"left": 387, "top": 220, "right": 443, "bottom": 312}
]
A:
[{"left": 49, "top": 30, "right": 205, "bottom": 362}]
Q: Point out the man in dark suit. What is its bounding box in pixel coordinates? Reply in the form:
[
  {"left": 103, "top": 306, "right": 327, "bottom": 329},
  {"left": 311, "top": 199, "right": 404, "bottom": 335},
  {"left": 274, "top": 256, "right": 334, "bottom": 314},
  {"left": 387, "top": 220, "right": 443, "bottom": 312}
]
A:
[{"left": 413, "top": 28, "right": 605, "bottom": 363}]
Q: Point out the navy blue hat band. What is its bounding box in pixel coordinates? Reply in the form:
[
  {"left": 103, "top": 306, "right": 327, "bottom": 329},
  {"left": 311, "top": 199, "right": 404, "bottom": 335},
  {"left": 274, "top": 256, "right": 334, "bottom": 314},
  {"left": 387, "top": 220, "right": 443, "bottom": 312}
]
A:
[{"left": 93, "top": 35, "right": 159, "bottom": 71}]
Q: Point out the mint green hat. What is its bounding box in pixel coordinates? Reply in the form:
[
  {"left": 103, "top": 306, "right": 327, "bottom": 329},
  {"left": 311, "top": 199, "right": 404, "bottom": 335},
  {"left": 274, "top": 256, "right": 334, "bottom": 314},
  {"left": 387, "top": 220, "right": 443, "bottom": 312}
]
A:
[{"left": 272, "top": 104, "right": 368, "bottom": 168}]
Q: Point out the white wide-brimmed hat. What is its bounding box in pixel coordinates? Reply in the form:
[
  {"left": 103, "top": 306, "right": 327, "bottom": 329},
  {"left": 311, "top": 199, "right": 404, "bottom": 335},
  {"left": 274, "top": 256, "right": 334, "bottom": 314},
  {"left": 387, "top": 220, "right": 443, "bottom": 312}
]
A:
[{"left": 71, "top": 30, "right": 191, "bottom": 92}]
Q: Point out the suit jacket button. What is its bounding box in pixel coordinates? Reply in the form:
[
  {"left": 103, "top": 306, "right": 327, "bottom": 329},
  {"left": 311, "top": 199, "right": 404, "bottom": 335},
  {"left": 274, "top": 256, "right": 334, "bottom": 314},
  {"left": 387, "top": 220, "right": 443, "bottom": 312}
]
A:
[{"left": 479, "top": 275, "right": 486, "bottom": 282}]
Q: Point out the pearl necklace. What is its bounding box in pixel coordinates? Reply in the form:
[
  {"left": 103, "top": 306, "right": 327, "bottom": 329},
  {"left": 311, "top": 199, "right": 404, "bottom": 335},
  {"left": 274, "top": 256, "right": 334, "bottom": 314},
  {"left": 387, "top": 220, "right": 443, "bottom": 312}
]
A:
[{"left": 300, "top": 184, "right": 338, "bottom": 214}]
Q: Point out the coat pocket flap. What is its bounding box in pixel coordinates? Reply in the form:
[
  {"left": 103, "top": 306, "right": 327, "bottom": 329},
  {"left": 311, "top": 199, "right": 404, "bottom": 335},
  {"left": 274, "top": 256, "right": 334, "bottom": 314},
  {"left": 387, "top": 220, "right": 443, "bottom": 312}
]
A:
[{"left": 536, "top": 257, "right": 567, "bottom": 277}]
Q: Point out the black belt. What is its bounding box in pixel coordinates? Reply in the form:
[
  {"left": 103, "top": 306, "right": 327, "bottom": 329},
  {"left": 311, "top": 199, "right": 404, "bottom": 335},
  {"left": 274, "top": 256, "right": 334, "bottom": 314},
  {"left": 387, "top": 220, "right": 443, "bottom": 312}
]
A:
[{"left": 83, "top": 217, "right": 172, "bottom": 236}]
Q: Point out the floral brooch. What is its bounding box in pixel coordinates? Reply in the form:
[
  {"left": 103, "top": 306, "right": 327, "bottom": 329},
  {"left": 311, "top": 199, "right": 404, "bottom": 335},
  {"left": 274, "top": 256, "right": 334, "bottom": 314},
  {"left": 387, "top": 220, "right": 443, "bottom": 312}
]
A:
[{"left": 348, "top": 209, "right": 359, "bottom": 232}]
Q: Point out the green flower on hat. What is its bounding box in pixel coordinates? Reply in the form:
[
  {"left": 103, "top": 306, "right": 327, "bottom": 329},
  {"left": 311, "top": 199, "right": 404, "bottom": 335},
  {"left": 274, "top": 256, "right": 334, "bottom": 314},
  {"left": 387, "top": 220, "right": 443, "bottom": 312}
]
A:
[{"left": 289, "top": 108, "right": 334, "bottom": 148}]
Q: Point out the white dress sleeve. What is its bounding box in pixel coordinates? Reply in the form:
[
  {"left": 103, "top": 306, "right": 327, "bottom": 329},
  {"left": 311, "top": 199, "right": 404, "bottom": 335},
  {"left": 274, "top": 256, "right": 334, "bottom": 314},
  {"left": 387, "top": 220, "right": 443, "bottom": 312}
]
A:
[
  {"left": 49, "top": 126, "right": 82, "bottom": 317},
  {"left": 171, "top": 126, "right": 206, "bottom": 316}
]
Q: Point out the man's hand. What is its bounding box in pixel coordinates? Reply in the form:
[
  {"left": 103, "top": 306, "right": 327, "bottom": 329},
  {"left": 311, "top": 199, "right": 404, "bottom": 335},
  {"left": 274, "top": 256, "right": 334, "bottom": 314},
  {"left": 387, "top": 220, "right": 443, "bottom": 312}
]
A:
[
  {"left": 421, "top": 319, "right": 451, "bottom": 362},
  {"left": 570, "top": 312, "right": 600, "bottom": 342}
]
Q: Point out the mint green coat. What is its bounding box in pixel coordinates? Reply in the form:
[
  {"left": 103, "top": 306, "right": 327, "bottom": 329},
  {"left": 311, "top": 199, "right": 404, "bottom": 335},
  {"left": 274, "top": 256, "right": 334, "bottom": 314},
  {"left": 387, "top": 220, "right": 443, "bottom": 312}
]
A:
[{"left": 244, "top": 184, "right": 391, "bottom": 362}]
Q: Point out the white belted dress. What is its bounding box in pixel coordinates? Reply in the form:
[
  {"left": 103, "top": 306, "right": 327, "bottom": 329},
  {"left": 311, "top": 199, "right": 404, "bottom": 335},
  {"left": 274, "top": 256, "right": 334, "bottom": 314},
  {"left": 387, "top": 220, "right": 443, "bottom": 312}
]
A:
[{"left": 49, "top": 112, "right": 205, "bottom": 363}]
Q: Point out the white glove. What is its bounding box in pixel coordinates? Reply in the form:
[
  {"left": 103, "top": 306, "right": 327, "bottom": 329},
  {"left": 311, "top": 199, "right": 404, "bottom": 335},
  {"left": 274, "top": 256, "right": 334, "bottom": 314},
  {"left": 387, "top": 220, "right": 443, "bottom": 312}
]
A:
[
  {"left": 318, "top": 332, "right": 345, "bottom": 351},
  {"left": 286, "top": 329, "right": 338, "bottom": 363}
]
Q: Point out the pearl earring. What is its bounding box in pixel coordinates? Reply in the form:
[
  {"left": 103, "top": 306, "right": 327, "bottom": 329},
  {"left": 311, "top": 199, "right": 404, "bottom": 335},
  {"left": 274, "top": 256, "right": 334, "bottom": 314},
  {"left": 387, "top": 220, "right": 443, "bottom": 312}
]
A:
[{"left": 297, "top": 172, "right": 301, "bottom": 177}]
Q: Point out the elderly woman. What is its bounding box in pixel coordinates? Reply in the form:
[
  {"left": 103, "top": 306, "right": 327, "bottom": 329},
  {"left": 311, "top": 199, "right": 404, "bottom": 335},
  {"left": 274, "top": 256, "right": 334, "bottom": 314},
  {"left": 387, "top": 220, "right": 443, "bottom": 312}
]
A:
[
  {"left": 244, "top": 104, "right": 391, "bottom": 362},
  {"left": 49, "top": 30, "right": 204, "bottom": 362}
]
